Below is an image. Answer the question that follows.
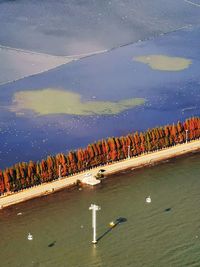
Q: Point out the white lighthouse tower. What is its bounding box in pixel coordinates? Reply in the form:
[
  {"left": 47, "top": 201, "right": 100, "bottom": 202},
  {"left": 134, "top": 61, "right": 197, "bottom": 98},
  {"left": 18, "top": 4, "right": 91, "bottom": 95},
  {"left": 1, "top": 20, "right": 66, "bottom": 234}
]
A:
[{"left": 89, "top": 204, "right": 101, "bottom": 244}]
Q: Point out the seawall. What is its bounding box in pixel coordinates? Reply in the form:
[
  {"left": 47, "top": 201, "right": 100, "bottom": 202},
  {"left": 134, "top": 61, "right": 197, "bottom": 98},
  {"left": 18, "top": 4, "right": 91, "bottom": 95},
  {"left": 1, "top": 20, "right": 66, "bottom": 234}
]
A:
[{"left": 0, "top": 139, "right": 200, "bottom": 209}]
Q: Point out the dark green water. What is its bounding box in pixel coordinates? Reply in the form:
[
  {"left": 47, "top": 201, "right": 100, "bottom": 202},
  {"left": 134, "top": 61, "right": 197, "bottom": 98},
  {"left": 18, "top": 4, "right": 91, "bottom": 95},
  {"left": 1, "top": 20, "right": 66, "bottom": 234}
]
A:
[{"left": 1, "top": 153, "right": 200, "bottom": 267}]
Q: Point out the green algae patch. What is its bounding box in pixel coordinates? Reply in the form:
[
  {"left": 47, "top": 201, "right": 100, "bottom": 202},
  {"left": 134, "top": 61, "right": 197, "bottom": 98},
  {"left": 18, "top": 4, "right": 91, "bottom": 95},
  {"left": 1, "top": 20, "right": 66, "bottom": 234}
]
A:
[
  {"left": 134, "top": 55, "right": 192, "bottom": 71},
  {"left": 11, "top": 89, "right": 145, "bottom": 116}
]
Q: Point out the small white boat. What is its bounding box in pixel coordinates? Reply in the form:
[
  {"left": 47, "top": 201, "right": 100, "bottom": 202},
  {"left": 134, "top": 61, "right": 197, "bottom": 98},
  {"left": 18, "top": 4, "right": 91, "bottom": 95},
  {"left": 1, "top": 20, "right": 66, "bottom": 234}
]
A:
[
  {"left": 27, "top": 233, "right": 33, "bottom": 240},
  {"left": 146, "top": 196, "right": 151, "bottom": 203}
]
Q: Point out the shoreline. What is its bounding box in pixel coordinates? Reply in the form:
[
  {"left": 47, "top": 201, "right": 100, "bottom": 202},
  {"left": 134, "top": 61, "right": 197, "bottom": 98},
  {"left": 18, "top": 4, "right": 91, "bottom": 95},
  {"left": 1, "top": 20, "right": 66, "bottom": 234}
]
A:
[{"left": 0, "top": 139, "right": 200, "bottom": 209}]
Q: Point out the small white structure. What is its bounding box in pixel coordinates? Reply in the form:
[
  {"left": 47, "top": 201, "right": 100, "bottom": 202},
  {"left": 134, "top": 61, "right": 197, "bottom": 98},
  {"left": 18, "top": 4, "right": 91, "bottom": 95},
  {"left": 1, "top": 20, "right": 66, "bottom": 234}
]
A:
[
  {"left": 146, "top": 196, "right": 151, "bottom": 203},
  {"left": 58, "top": 164, "right": 62, "bottom": 178},
  {"left": 82, "top": 173, "right": 101, "bottom": 186},
  {"left": 185, "top": 129, "right": 188, "bottom": 143},
  {"left": 89, "top": 204, "right": 101, "bottom": 244},
  {"left": 27, "top": 233, "right": 33, "bottom": 240},
  {"left": 109, "top": 221, "right": 115, "bottom": 227}
]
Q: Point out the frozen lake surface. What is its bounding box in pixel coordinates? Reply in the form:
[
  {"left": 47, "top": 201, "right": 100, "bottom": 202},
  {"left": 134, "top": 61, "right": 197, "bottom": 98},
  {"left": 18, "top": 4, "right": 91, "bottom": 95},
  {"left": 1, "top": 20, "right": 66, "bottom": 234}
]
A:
[{"left": 0, "top": 26, "right": 200, "bottom": 168}]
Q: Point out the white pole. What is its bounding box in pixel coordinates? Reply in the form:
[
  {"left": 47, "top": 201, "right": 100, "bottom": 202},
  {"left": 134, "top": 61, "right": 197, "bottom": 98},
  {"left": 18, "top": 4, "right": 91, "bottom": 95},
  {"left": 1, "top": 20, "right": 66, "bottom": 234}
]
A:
[
  {"left": 185, "top": 130, "right": 188, "bottom": 143},
  {"left": 92, "top": 208, "right": 96, "bottom": 243},
  {"left": 89, "top": 204, "right": 101, "bottom": 244},
  {"left": 59, "top": 165, "right": 61, "bottom": 178},
  {"left": 128, "top": 145, "right": 130, "bottom": 159}
]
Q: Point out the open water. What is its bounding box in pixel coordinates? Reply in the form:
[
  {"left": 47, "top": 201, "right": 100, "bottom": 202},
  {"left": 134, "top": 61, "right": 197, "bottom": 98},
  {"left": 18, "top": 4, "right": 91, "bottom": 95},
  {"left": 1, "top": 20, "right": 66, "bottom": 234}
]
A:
[{"left": 1, "top": 153, "right": 200, "bottom": 267}]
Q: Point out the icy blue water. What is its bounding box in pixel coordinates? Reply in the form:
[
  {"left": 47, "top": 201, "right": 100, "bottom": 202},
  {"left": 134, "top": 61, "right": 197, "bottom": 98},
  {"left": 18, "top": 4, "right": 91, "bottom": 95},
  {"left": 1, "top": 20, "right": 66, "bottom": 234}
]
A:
[
  {"left": 1, "top": 0, "right": 200, "bottom": 55},
  {"left": 0, "top": 26, "right": 200, "bottom": 168}
]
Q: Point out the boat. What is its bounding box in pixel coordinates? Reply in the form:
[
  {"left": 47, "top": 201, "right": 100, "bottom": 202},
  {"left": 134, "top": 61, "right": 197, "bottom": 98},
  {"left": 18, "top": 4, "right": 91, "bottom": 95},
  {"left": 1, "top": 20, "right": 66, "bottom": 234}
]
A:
[
  {"left": 27, "top": 233, "right": 33, "bottom": 240},
  {"left": 146, "top": 196, "right": 151, "bottom": 203}
]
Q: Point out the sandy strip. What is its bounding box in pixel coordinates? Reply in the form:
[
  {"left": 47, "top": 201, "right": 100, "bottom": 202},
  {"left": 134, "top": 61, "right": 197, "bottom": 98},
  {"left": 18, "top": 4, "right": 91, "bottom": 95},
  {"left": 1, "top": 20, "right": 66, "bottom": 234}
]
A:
[{"left": 0, "top": 140, "right": 200, "bottom": 209}]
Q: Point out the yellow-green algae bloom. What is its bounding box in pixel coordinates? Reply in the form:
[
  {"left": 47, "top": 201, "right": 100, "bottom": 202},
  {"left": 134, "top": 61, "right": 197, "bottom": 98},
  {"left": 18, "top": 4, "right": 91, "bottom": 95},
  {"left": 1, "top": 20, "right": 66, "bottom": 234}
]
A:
[
  {"left": 134, "top": 55, "right": 192, "bottom": 71},
  {"left": 11, "top": 88, "right": 145, "bottom": 116}
]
